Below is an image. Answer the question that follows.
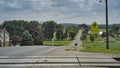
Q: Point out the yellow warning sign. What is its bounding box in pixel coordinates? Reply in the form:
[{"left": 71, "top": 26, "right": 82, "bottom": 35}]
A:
[{"left": 91, "top": 21, "right": 99, "bottom": 34}]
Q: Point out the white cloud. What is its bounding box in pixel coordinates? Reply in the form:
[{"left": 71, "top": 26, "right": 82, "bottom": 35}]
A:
[
  {"left": 7, "top": 1, "right": 23, "bottom": 9},
  {"left": 31, "top": 0, "right": 54, "bottom": 11},
  {"left": 0, "top": 1, "right": 5, "bottom": 4},
  {"left": 79, "top": 2, "right": 86, "bottom": 9},
  {"left": 32, "top": 0, "right": 51, "bottom": 2},
  {"left": 0, "top": 0, "right": 120, "bottom": 24}
]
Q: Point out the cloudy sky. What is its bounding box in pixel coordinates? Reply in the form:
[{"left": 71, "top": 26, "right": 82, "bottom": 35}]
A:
[{"left": 0, "top": 0, "right": 120, "bottom": 24}]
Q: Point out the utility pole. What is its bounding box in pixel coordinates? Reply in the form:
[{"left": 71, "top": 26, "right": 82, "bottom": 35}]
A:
[
  {"left": 105, "top": 0, "right": 109, "bottom": 49},
  {"left": 3, "top": 28, "right": 6, "bottom": 47},
  {"left": 100, "top": 0, "right": 109, "bottom": 49}
]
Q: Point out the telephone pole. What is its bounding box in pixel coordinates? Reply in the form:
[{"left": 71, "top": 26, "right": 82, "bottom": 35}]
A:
[{"left": 100, "top": 0, "right": 109, "bottom": 49}]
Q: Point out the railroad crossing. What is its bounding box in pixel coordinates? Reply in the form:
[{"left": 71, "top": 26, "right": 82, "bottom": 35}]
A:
[{"left": 0, "top": 56, "right": 120, "bottom": 68}]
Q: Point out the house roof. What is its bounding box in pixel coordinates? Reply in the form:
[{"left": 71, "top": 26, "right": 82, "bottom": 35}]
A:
[{"left": 0, "top": 28, "right": 9, "bottom": 34}]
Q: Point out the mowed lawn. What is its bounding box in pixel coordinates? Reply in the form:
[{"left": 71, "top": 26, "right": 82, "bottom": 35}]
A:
[
  {"left": 82, "top": 28, "right": 120, "bottom": 54},
  {"left": 43, "top": 40, "right": 72, "bottom": 46},
  {"left": 82, "top": 42, "right": 120, "bottom": 54}
]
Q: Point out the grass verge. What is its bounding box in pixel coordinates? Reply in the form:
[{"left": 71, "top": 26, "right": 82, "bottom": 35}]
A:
[
  {"left": 43, "top": 40, "right": 72, "bottom": 46},
  {"left": 81, "top": 41, "right": 120, "bottom": 54}
]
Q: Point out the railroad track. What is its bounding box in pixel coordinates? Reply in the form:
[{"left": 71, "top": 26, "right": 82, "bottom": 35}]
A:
[{"left": 0, "top": 56, "right": 120, "bottom": 68}]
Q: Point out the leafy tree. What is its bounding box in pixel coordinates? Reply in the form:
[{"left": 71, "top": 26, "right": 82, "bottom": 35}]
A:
[
  {"left": 21, "top": 30, "right": 33, "bottom": 46},
  {"left": 89, "top": 34, "right": 95, "bottom": 41},
  {"left": 66, "top": 26, "right": 79, "bottom": 40},
  {"left": 63, "top": 30, "right": 68, "bottom": 39},
  {"left": 56, "top": 24, "right": 64, "bottom": 40},
  {"left": 1, "top": 20, "right": 44, "bottom": 45},
  {"left": 111, "top": 24, "right": 120, "bottom": 34},
  {"left": 80, "top": 23, "right": 88, "bottom": 34},
  {"left": 102, "top": 31, "right": 106, "bottom": 37},
  {"left": 25, "top": 21, "right": 44, "bottom": 45},
  {"left": 2, "top": 20, "right": 28, "bottom": 37},
  {"left": 81, "top": 34, "right": 87, "bottom": 41},
  {"left": 109, "top": 30, "right": 115, "bottom": 38},
  {"left": 11, "top": 35, "right": 21, "bottom": 46},
  {"left": 42, "top": 21, "right": 57, "bottom": 40}
]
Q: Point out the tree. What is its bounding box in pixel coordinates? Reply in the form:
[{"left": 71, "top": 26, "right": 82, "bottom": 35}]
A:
[
  {"left": 63, "top": 30, "right": 68, "bottom": 39},
  {"left": 102, "top": 31, "right": 106, "bottom": 37},
  {"left": 109, "top": 29, "right": 115, "bottom": 38},
  {"left": 21, "top": 30, "right": 33, "bottom": 46},
  {"left": 56, "top": 24, "right": 64, "bottom": 40},
  {"left": 2, "top": 20, "right": 28, "bottom": 38},
  {"left": 42, "top": 21, "right": 57, "bottom": 40},
  {"left": 89, "top": 34, "right": 95, "bottom": 41},
  {"left": 111, "top": 24, "right": 120, "bottom": 34},
  {"left": 25, "top": 21, "right": 44, "bottom": 45},
  {"left": 66, "top": 26, "right": 79, "bottom": 40},
  {"left": 11, "top": 35, "right": 21, "bottom": 46},
  {"left": 80, "top": 23, "right": 88, "bottom": 34},
  {"left": 81, "top": 34, "right": 87, "bottom": 41}
]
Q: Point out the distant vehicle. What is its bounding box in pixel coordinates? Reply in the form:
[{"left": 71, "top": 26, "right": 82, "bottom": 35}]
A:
[{"left": 75, "top": 43, "right": 77, "bottom": 46}]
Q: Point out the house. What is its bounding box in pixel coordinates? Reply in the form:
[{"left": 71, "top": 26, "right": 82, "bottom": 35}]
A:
[{"left": 0, "top": 28, "right": 10, "bottom": 47}]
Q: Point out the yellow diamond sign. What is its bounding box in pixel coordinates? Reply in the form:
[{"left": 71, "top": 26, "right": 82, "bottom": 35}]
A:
[{"left": 91, "top": 21, "right": 99, "bottom": 34}]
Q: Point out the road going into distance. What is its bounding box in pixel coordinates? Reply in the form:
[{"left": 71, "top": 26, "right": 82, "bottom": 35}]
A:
[
  {"left": 0, "top": 30, "right": 120, "bottom": 68},
  {"left": 0, "top": 30, "right": 82, "bottom": 56}
]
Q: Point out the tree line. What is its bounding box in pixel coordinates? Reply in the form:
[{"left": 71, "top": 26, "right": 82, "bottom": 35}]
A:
[{"left": 0, "top": 20, "right": 79, "bottom": 46}]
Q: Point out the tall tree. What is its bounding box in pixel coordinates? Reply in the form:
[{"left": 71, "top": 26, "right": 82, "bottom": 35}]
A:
[
  {"left": 66, "top": 26, "right": 79, "bottom": 40},
  {"left": 25, "top": 21, "right": 44, "bottom": 45},
  {"left": 42, "top": 21, "right": 57, "bottom": 40},
  {"left": 11, "top": 35, "right": 21, "bottom": 46},
  {"left": 2, "top": 20, "right": 28, "bottom": 37},
  {"left": 80, "top": 23, "right": 88, "bottom": 34},
  {"left": 21, "top": 30, "right": 33, "bottom": 46},
  {"left": 111, "top": 24, "right": 120, "bottom": 34},
  {"left": 56, "top": 24, "right": 64, "bottom": 40}
]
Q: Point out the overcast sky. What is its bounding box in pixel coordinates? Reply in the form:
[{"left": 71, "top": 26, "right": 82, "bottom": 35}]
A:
[{"left": 0, "top": 0, "right": 120, "bottom": 24}]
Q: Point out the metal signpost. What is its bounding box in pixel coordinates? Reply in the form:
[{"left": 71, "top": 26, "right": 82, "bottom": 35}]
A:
[
  {"left": 91, "top": 22, "right": 99, "bottom": 34},
  {"left": 91, "top": 22, "right": 99, "bottom": 44},
  {"left": 52, "top": 38, "right": 54, "bottom": 46}
]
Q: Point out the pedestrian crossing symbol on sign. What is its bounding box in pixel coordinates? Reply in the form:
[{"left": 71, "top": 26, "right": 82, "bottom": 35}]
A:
[{"left": 91, "top": 21, "right": 99, "bottom": 34}]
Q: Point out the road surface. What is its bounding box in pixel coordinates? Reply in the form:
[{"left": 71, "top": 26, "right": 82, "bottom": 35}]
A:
[{"left": 0, "top": 46, "right": 58, "bottom": 56}]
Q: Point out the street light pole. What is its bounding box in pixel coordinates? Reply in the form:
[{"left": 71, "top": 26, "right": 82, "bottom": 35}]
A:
[
  {"left": 105, "top": 0, "right": 109, "bottom": 49},
  {"left": 100, "top": 0, "right": 109, "bottom": 49}
]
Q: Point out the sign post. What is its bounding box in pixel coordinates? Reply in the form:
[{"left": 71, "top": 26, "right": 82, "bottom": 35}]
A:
[
  {"left": 52, "top": 38, "right": 54, "bottom": 46},
  {"left": 91, "top": 22, "right": 99, "bottom": 44},
  {"left": 91, "top": 21, "right": 99, "bottom": 34}
]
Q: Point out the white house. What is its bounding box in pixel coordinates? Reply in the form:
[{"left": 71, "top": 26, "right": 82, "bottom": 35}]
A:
[{"left": 0, "top": 28, "right": 10, "bottom": 47}]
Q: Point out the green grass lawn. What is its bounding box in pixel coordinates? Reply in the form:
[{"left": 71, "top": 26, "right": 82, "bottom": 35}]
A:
[
  {"left": 82, "top": 41, "right": 120, "bottom": 54},
  {"left": 43, "top": 40, "right": 72, "bottom": 46}
]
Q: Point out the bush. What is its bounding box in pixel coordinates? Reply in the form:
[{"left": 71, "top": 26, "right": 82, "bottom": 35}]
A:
[
  {"left": 21, "top": 41, "right": 33, "bottom": 46},
  {"left": 34, "top": 41, "right": 43, "bottom": 45},
  {"left": 81, "top": 34, "right": 86, "bottom": 41},
  {"left": 21, "top": 30, "right": 33, "bottom": 46},
  {"left": 89, "top": 34, "right": 95, "bottom": 41}
]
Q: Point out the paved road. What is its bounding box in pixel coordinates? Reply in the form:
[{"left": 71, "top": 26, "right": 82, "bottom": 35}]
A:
[
  {"left": 68, "top": 30, "right": 82, "bottom": 48},
  {"left": 56, "top": 30, "right": 82, "bottom": 50},
  {"left": 0, "top": 46, "right": 58, "bottom": 56}
]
